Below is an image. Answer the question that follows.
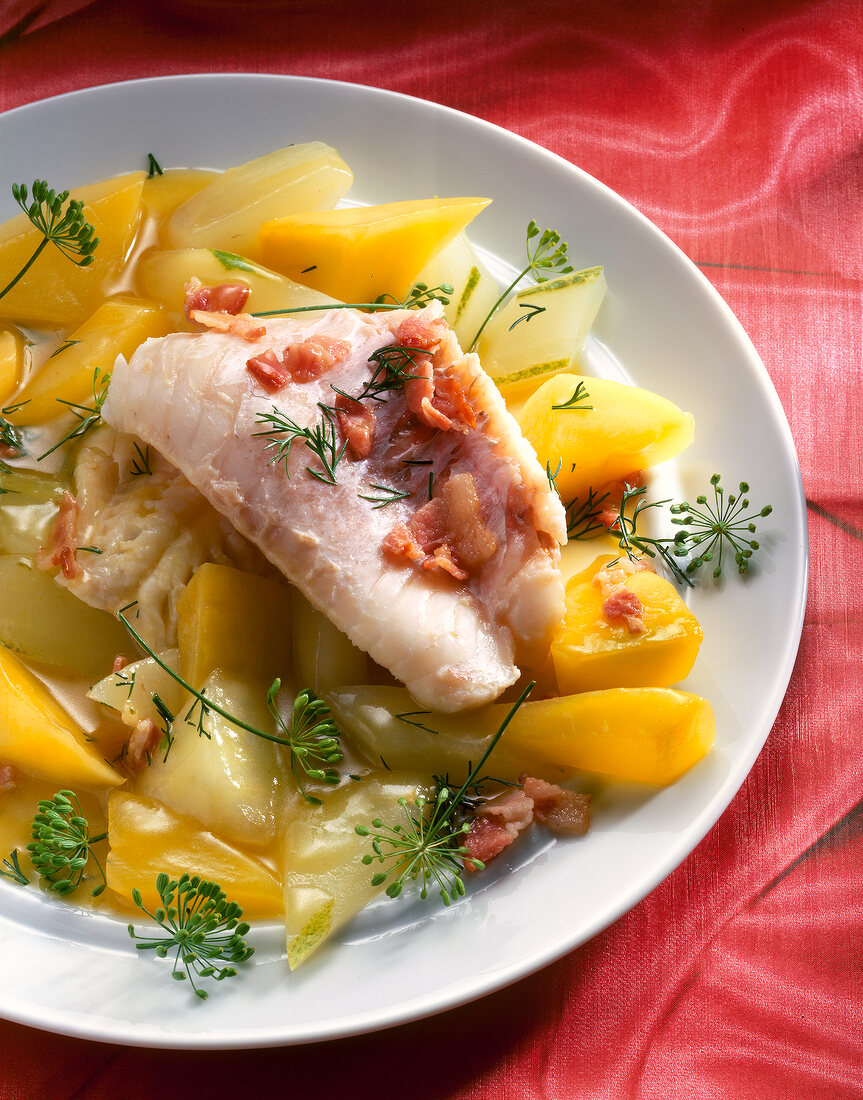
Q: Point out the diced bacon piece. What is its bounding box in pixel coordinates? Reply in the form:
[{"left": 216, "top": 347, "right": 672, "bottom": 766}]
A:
[
  {"left": 282, "top": 335, "right": 352, "bottom": 383},
  {"left": 430, "top": 375, "right": 476, "bottom": 433},
  {"left": 189, "top": 309, "right": 266, "bottom": 342},
  {"left": 480, "top": 787, "right": 535, "bottom": 833},
  {"left": 381, "top": 523, "right": 424, "bottom": 563},
  {"left": 463, "top": 815, "right": 514, "bottom": 868},
  {"left": 0, "top": 764, "right": 16, "bottom": 792},
  {"left": 112, "top": 655, "right": 129, "bottom": 674},
  {"left": 602, "top": 588, "right": 646, "bottom": 635},
  {"left": 35, "top": 491, "right": 81, "bottom": 579},
  {"left": 125, "top": 719, "right": 162, "bottom": 773},
  {"left": 521, "top": 775, "right": 591, "bottom": 835},
  {"left": 183, "top": 277, "right": 250, "bottom": 319},
  {"left": 421, "top": 544, "right": 469, "bottom": 581},
  {"left": 334, "top": 393, "right": 376, "bottom": 459},
  {"left": 246, "top": 348, "right": 291, "bottom": 392},
  {"left": 408, "top": 498, "right": 448, "bottom": 553},
  {"left": 396, "top": 312, "right": 448, "bottom": 351}
]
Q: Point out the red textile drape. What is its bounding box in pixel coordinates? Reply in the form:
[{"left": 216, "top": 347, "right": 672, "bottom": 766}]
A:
[{"left": 1, "top": 2, "right": 861, "bottom": 1097}]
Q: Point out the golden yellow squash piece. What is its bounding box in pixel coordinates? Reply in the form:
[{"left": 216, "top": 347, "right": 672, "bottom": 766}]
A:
[
  {"left": 0, "top": 172, "right": 145, "bottom": 328},
  {"left": 259, "top": 197, "right": 491, "bottom": 304},
  {"left": 552, "top": 557, "right": 703, "bottom": 694},
  {"left": 6, "top": 297, "right": 171, "bottom": 425},
  {"left": 0, "top": 643, "right": 122, "bottom": 787},
  {"left": 106, "top": 791, "right": 283, "bottom": 917},
  {"left": 0, "top": 326, "right": 26, "bottom": 403},
  {"left": 141, "top": 168, "right": 218, "bottom": 243},
  {"left": 516, "top": 373, "right": 694, "bottom": 501},
  {"left": 177, "top": 562, "right": 293, "bottom": 689}
]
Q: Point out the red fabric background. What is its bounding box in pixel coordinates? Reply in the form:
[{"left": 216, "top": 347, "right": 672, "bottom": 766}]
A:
[{"left": 1, "top": 2, "right": 861, "bottom": 1096}]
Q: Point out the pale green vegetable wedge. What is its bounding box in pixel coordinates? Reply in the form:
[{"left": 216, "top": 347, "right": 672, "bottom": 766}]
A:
[
  {"left": 292, "top": 588, "right": 367, "bottom": 696},
  {"left": 281, "top": 770, "right": 423, "bottom": 969},
  {"left": 88, "top": 649, "right": 182, "bottom": 727},
  {"left": 166, "top": 142, "right": 354, "bottom": 259},
  {"left": 0, "top": 467, "right": 62, "bottom": 556},
  {"left": 415, "top": 231, "right": 499, "bottom": 349},
  {"left": 475, "top": 266, "right": 607, "bottom": 401}
]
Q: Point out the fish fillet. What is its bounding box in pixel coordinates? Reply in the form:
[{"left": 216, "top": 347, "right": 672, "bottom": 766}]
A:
[{"left": 102, "top": 302, "right": 566, "bottom": 711}]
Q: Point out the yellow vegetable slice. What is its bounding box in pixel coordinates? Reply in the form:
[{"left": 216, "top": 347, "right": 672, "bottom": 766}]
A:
[
  {"left": 141, "top": 167, "right": 218, "bottom": 242},
  {"left": 136, "top": 247, "right": 338, "bottom": 327},
  {"left": 259, "top": 197, "right": 491, "bottom": 303},
  {"left": 328, "top": 684, "right": 714, "bottom": 786},
  {"left": 166, "top": 142, "right": 354, "bottom": 259},
  {"left": 477, "top": 267, "right": 607, "bottom": 402},
  {"left": 0, "top": 643, "right": 122, "bottom": 787},
  {"left": 106, "top": 791, "right": 283, "bottom": 917},
  {"left": 0, "top": 326, "right": 26, "bottom": 403},
  {"left": 516, "top": 373, "right": 694, "bottom": 501},
  {"left": 6, "top": 296, "right": 171, "bottom": 425},
  {"left": 292, "top": 588, "right": 367, "bottom": 695},
  {"left": 0, "top": 172, "right": 145, "bottom": 328},
  {"left": 551, "top": 556, "right": 703, "bottom": 693}
]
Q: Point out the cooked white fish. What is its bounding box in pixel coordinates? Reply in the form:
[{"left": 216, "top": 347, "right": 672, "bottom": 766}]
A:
[{"left": 102, "top": 302, "right": 565, "bottom": 710}]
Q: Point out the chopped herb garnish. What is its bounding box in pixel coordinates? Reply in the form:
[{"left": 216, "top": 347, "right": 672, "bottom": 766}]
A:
[
  {"left": 254, "top": 403, "right": 346, "bottom": 486},
  {"left": 0, "top": 849, "right": 29, "bottom": 886},
  {"left": 130, "top": 441, "right": 153, "bottom": 477},
  {"left": 509, "top": 301, "right": 546, "bottom": 331},
  {"left": 38, "top": 367, "right": 110, "bottom": 460},
  {"left": 146, "top": 153, "right": 164, "bottom": 178},
  {"left": 49, "top": 338, "right": 81, "bottom": 359},
  {"left": 395, "top": 711, "right": 441, "bottom": 735},
  {"left": 551, "top": 380, "right": 592, "bottom": 411},
  {"left": 358, "top": 483, "right": 412, "bottom": 509},
  {"left": 251, "top": 281, "right": 453, "bottom": 319}
]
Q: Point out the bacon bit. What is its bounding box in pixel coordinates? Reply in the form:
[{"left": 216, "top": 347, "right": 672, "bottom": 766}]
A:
[
  {"left": 422, "top": 544, "right": 469, "bottom": 581},
  {"left": 521, "top": 776, "right": 591, "bottom": 835},
  {"left": 183, "top": 277, "right": 250, "bottom": 319},
  {"left": 334, "top": 393, "right": 376, "bottom": 460},
  {"left": 189, "top": 309, "right": 266, "bottom": 342},
  {"left": 463, "top": 815, "right": 514, "bottom": 868},
  {"left": 481, "top": 787, "right": 535, "bottom": 832},
  {"left": 112, "top": 655, "right": 129, "bottom": 674},
  {"left": 0, "top": 764, "right": 16, "bottom": 792},
  {"left": 125, "top": 719, "right": 162, "bottom": 773},
  {"left": 396, "top": 313, "right": 448, "bottom": 351},
  {"left": 246, "top": 348, "right": 291, "bottom": 392},
  {"left": 382, "top": 523, "right": 425, "bottom": 563},
  {"left": 284, "top": 335, "right": 351, "bottom": 382},
  {"left": 602, "top": 589, "right": 646, "bottom": 635},
  {"left": 408, "top": 498, "right": 448, "bottom": 553},
  {"left": 430, "top": 375, "right": 476, "bottom": 433},
  {"left": 442, "top": 473, "right": 496, "bottom": 569},
  {"left": 35, "top": 491, "right": 81, "bottom": 579}
]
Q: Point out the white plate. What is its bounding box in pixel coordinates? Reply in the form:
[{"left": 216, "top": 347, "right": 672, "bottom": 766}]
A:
[{"left": 0, "top": 75, "right": 807, "bottom": 1048}]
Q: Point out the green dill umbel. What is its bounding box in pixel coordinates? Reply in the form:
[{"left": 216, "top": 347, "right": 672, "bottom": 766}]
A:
[
  {"left": 670, "top": 475, "right": 773, "bottom": 577},
  {"left": 27, "top": 790, "right": 107, "bottom": 897},
  {"left": 468, "top": 220, "right": 575, "bottom": 352},
  {"left": 117, "top": 604, "right": 344, "bottom": 802},
  {"left": 38, "top": 366, "right": 110, "bottom": 460},
  {"left": 254, "top": 403, "right": 346, "bottom": 486},
  {"left": 128, "top": 873, "right": 253, "bottom": 1000},
  {"left": 356, "top": 681, "right": 535, "bottom": 905},
  {"left": 0, "top": 181, "right": 100, "bottom": 300}
]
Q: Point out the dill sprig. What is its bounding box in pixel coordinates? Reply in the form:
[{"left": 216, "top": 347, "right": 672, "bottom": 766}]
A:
[
  {"left": 128, "top": 872, "right": 253, "bottom": 1000},
  {"left": 670, "top": 474, "right": 773, "bottom": 577},
  {"left": 251, "top": 281, "right": 453, "bottom": 318},
  {"left": 552, "top": 380, "right": 593, "bottom": 411},
  {"left": 130, "top": 441, "right": 152, "bottom": 477},
  {"left": 546, "top": 458, "right": 562, "bottom": 494},
  {"left": 565, "top": 485, "right": 611, "bottom": 540},
  {"left": 49, "top": 338, "right": 81, "bottom": 359},
  {"left": 333, "top": 344, "right": 427, "bottom": 405},
  {"left": 0, "top": 181, "right": 99, "bottom": 300},
  {"left": 603, "top": 483, "right": 693, "bottom": 587},
  {"left": 357, "top": 483, "right": 412, "bottom": 509},
  {"left": 254, "top": 403, "right": 346, "bottom": 486},
  {"left": 356, "top": 680, "right": 535, "bottom": 905},
  {"left": 117, "top": 604, "right": 343, "bottom": 799},
  {"left": 0, "top": 849, "right": 29, "bottom": 886},
  {"left": 0, "top": 459, "right": 19, "bottom": 496},
  {"left": 26, "top": 790, "right": 107, "bottom": 897},
  {"left": 146, "top": 153, "right": 164, "bottom": 178},
  {"left": 395, "top": 711, "right": 441, "bottom": 735},
  {"left": 1, "top": 402, "right": 27, "bottom": 455},
  {"left": 38, "top": 367, "right": 110, "bottom": 460},
  {"left": 468, "top": 220, "right": 574, "bottom": 351}
]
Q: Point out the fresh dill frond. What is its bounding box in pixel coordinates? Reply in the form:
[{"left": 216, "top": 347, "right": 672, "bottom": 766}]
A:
[
  {"left": 146, "top": 153, "right": 164, "bottom": 178},
  {"left": 49, "top": 338, "right": 81, "bottom": 359},
  {"left": 395, "top": 711, "right": 441, "bottom": 735},
  {"left": 254, "top": 403, "right": 346, "bottom": 486},
  {"left": 356, "top": 681, "right": 535, "bottom": 905},
  {"left": 0, "top": 460, "right": 19, "bottom": 496},
  {"left": 357, "top": 483, "right": 412, "bottom": 509},
  {"left": 469, "top": 220, "right": 574, "bottom": 351},
  {"left": 565, "top": 486, "right": 611, "bottom": 540},
  {"left": 75, "top": 545, "right": 102, "bottom": 554},
  {"left": 604, "top": 483, "right": 692, "bottom": 587},
  {"left": 551, "top": 380, "right": 593, "bottom": 411},
  {"left": 128, "top": 872, "right": 253, "bottom": 1000},
  {"left": 26, "top": 790, "right": 107, "bottom": 897},
  {"left": 38, "top": 366, "right": 110, "bottom": 460},
  {"left": 250, "top": 280, "right": 453, "bottom": 318},
  {"left": 0, "top": 402, "right": 27, "bottom": 455},
  {"left": 670, "top": 474, "right": 773, "bottom": 577},
  {"left": 0, "top": 849, "right": 29, "bottom": 886},
  {"left": 0, "top": 181, "right": 100, "bottom": 300},
  {"left": 509, "top": 301, "right": 546, "bottom": 331},
  {"left": 267, "top": 685, "right": 343, "bottom": 804},
  {"left": 546, "top": 458, "right": 562, "bottom": 495},
  {"left": 130, "top": 441, "right": 152, "bottom": 477},
  {"left": 335, "top": 344, "right": 428, "bottom": 404}
]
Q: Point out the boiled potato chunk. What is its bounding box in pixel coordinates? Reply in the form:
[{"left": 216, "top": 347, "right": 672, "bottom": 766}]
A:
[
  {"left": 415, "top": 231, "right": 499, "bottom": 349},
  {"left": 0, "top": 643, "right": 122, "bottom": 787},
  {"left": 259, "top": 197, "right": 491, "bottom": 303},
  {"left": 177, "top": 562, "right": 294, "bottom": 689},
  {"left": 516, "top": 373, "right": 694, "bottom": 501},
  {"left": 134, "top": 670, "right": 287, "bottom": 848},
  {"left": 166, "top": 142, "right": 353, "bottom": 258},
  {"left": 142, "top": 168, "right": 218, "bottom": 242},
  {"left": 136, "top": 247, "right": 338, "bottom": 327},
  {"left": 328, "top": 684, "right": 714, "bottom": 786},
  {"left": 88, "top": 649, "right": 183, "bottom": 729},
  {"left": 551, "top": 556, "right": 703, "bottom": 693},
  {"left": 106, "top": 791, "right": 282, "bottom": 916},
  {"left": 0, "top": 173, "right": 145, "bottom": 327},
  {"left": 0, "top": 468, "right": 62, "bottom": 556},
  {"left": 0, "top": 556, "right": 131, "bottom": 679},
  {"left": 292, "top": 588, "right": 367, "bottom": 695},
  {"left": 281, "top": 771, "right": 422, "bottom": 968},
  {"left": 0, "top": 326, "right": 26, "bottom": 403},
  {"left": 6, "top": 297, "right": 171, "bottom": 425}
]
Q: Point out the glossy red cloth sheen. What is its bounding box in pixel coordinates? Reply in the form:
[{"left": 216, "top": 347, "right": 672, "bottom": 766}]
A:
[{"left": 1, "top": 1, "right": 861, "bottom": 1096}]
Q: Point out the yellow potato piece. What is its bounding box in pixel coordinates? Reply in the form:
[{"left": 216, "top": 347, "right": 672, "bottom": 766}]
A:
[
  {"left": 141, "top": 168, "right": 218, "bottom": 243},
  {"left": 177, "top": 562, "right": 293, "bottom": 689},
  {"left": 292, "top": 588, "right": 367, "bottom": 695},
  {"left": 259, "top": 197, "right": 491, "bottom": 303},
  {"left": 106, "top": 791, "right": 283, "bottom": 917},
  {"left": 0, "top": 643, "right": 122, "bottom": 787},
  {"left": 551, "top": 556, "right": 703, "bottom": 693},
  {"left": 0, "top": 173, "right": 145, "bottom": 328},
  {"left": 516, "top": 373, "right": 694, "bottom": 501},
  {"left": 0, "top": 327, "right": 26, "bottom": 403},
  {"left": 7, "top": 296, "right": 171, "bottom": 425}
]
